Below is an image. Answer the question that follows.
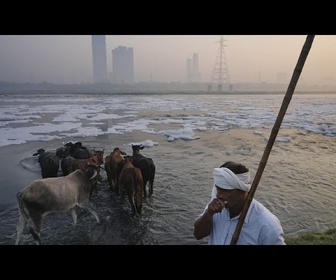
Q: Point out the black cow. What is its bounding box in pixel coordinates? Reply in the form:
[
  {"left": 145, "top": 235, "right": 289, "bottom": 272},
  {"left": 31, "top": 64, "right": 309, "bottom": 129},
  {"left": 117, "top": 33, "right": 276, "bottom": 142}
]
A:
[
  {"left": 131, "top": 145, "right": 156, "bottom": 198},
  {"left": 64, "top": 141, "right": 93, "bottom": 159},
  {"left": 33, "top": 149, "right": 60, "bottom": 178}
]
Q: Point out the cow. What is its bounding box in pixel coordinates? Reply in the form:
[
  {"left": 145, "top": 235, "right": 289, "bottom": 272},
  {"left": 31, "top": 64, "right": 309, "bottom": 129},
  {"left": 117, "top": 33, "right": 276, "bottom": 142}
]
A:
[
  {"left": 68, "top": 155, "right": 100, "bottom": 174},
  {"left": 33, "top": 148, "right": 60, "bottom": 178},
  {"left": 118, "top": 156, "right": 143, "bottom": 215},
  {"left": 104, "top": 147, "right": 125, "bottom": 194},
  {"left": 93, "top": 150, "right": 105, "bottom": 167},
  {"left": 131, "top": 145, "right": 156, "bottom": 198},
  {"left": 61, "top": 151, "right": 104, "bottom": 177},
  {"left": 61, "top": 156, "right": 76, "bottom": 176},
  {"left": 55, "top": 145, "right": 71, "bottom": 159},
  {"left": 66, "top": 155, "right": 101, "bottom": 196},
  {"left": 15, "top": 165, "right": 100, "bottom": 245},
  {"left": 91, "top": 149, "right": 105, "bottom": 179},
  {"left": 64, "top": 141, "right": 93, "bottom": 159}
]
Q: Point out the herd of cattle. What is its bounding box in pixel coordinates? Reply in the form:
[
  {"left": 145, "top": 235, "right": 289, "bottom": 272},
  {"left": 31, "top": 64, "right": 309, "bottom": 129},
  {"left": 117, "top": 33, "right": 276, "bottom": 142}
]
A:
[{"left": 15, "top": 141, "right": 156, "bottom": 245}]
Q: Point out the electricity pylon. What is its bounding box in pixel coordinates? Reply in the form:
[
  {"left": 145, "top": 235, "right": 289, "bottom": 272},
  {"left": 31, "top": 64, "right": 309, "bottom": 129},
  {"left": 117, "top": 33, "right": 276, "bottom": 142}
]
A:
[{"left": 208, "top": 36, "right": 231, "bottom": 93}]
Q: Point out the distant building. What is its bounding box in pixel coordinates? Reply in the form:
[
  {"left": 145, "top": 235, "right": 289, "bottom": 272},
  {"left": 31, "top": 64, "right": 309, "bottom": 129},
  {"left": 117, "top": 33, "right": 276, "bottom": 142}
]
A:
[
  {"left": 186, "top": 58, "right": 192, "bottom": 82},
  {"left": 91, "top": 35, "right": 108, "bottom": 83},
  {"left": 186, "top": 53, "right": 201, "bottom": 83},
  {"left": 112, "top": 46, "right": 134, "bottom": 83}
]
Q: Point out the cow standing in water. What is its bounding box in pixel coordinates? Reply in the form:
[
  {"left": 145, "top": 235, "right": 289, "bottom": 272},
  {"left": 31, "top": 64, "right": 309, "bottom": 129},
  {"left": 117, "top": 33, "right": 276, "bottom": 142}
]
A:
[
  {"left": 118, "top": 156, "right": 143, "bottom": 215},
  {"left": 105, "top": 147, "right": 125, "bottom": 194},
  {"left": 15, "top": 166, "right": 100, "bottom": 245},
  {"left": 131, "top": 145, "right": 156, "bottom": 198},
  {"left": 33, "top": 149, "right": 60, "bottom": 178}
]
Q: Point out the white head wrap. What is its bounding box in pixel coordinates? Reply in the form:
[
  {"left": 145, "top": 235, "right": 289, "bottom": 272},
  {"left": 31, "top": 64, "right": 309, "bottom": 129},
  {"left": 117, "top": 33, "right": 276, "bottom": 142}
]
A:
[{"left": 211, "top": 167, "right": 251, "bottom": 199}]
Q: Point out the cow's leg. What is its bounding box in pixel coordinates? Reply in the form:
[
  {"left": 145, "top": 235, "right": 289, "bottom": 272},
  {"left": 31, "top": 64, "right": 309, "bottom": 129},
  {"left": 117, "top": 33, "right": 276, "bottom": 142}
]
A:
[
  {"left": 29, "top": 212, "right": 43, "bottom": 245},
  {"left": 143, "top": 179, "right": 148, "bottom": 198},
  {"left": 15, "top": 211, "right": 27, "bottom": 245},
  {"left": 109, "top": 178, "right": 115, "bottom": 191},
  {"left": 78, "top": 200, "right": 100, "bottom": 223},
  {"left": 71, "top": 208, "right": 77, "bottom": 225},
  {"left": 115, "top": 177, "right": 120, "bottom": 195},
  {"left": 136, "top": 185, "right": 143, "bottom": 215},
  {"left": 90, "top": 181, "right": 98, "bottom": 197},
  {"left": 148, "top": 180, "right": 153, "bottom": 197},
  {"left": 127, "top": 191, "right": 137, "bottom": 215}
]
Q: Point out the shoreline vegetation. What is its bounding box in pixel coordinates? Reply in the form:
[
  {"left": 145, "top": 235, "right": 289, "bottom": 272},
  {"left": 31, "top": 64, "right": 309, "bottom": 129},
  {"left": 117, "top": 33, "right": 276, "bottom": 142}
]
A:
[{"left": 284, "top": 228, "right": 336, "bottom": 245}]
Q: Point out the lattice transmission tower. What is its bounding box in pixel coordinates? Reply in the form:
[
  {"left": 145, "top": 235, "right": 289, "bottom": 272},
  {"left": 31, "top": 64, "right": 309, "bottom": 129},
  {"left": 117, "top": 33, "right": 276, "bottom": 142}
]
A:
[{"left": 208, "top": 36, "right": 232, "bottom": 92}]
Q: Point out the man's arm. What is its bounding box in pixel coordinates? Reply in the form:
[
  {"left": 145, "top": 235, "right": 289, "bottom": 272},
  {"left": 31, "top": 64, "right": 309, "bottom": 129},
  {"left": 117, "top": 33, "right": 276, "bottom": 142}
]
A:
[{"left": 193, "top": 207, "right": 214, "bottom": 240}]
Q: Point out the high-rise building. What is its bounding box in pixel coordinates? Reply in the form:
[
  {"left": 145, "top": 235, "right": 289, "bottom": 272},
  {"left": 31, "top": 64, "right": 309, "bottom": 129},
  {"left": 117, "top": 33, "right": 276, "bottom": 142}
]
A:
[
  {"left": 112, "top": 46, "right": 134, "bottom": 83},
  {"left": 186, "top": 58, "right": 192, "bottom": 82},
  {"left": 91, "top": 35, "right": 108, "bottom": 83},
  {"left": 186, "top": 53, "right": 201, "bottom": 82}
]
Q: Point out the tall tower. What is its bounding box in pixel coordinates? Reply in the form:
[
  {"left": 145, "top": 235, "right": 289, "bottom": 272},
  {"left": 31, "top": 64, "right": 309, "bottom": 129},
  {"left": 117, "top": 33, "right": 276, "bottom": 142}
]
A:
[
  {"left": 112, "top": 46, "right": 134, "bottom": 83},
  {"left": 186, "top": 53, "right": 201, "bottom": 83},
  {"left": 209, "top": 36, "right": 231, "bottom": 92},
  {"left": 186, "top": 58, "right": 192, "bottom": 82},
  {"left": 91, "top": 35, "right": 108, "bottom": 83}
]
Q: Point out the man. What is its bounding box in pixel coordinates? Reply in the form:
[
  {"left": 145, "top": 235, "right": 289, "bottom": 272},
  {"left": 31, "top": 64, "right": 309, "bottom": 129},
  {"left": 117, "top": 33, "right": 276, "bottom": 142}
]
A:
[{"left": 193, "top": 161, "right": 285, "bottom": 245}]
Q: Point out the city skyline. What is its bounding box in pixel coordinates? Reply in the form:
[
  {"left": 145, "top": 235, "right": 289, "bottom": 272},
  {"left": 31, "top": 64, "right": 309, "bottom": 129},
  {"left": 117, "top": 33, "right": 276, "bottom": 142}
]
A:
[
  {"left": 0, "top": 35, "right": 335, "bottom": 87},
  {"left": 91, "top": 35, "right": 108, "bottom": 83}
]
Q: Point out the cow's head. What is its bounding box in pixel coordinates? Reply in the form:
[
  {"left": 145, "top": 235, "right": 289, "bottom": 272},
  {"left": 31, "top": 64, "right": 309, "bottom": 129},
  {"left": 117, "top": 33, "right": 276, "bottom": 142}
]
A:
[
  {"left": 131, "top": 145, "right": 144, "bottom": 152},
  {"left": 86, "top": 165, "right": 98, "bottom": 180},
  {"left": 33, "top": 148, "right": 45, "bottom": 156}
]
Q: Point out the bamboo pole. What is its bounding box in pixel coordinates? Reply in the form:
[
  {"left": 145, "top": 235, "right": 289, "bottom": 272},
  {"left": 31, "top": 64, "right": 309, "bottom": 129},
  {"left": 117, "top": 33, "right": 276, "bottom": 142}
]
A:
[{"left": 230, "top": 35, "right": 315, "bottom": 245}]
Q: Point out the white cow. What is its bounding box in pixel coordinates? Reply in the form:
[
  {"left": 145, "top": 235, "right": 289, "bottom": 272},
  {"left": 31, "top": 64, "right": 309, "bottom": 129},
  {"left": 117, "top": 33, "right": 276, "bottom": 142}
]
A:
[{"left": 15, "top": 165, "right": 100, "bottom": 245}]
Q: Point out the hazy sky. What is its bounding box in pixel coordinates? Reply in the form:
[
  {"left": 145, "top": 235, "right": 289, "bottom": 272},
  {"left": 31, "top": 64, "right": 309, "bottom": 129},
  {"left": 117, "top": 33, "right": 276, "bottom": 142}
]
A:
[{"left": 0, "top": 35, "right": 335, "bottom": 85}]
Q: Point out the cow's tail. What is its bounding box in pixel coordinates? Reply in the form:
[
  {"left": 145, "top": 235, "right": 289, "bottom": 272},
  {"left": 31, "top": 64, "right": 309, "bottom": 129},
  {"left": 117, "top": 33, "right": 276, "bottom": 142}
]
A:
[
  {"left": 16, "top": 191, "right": 29, "bottom": 220},
  {"left": 15, "top": 190, "right": 29, "bottom": 245}
]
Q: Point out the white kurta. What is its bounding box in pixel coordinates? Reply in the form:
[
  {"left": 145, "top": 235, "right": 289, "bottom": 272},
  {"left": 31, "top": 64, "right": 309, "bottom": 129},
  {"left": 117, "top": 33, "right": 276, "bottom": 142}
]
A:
[{"left": 199, "top": 199, "right": 286, "bottom": 245}]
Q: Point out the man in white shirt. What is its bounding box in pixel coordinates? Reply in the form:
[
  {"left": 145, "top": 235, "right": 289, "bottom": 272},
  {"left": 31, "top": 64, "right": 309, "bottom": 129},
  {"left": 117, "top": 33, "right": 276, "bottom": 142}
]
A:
[{"left": 193, "top": 161, "right": 286, "bottom": 245}]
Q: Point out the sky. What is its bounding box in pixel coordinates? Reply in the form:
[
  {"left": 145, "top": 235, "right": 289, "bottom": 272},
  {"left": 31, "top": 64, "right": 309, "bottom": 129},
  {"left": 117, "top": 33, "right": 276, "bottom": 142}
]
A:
[
  {"left": 1, "top": 93, "right": 335, "bottom": 148},
  {"left": 0, "top": 35, "right": 335, "bottom": 85}
]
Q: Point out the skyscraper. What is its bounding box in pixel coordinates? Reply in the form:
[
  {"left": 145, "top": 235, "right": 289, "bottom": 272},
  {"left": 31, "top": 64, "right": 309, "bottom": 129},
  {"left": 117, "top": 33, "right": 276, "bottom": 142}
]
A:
[
  {"left": 112, "top": 46, "right": 134, "bottom": 83},
  {"left": 186, "top": 58, "right": 192, "bottom": 82},
  {"left": 91, "top": 35, "right": 108, "bottom": 83},
  {"left": 186, "top": 53, "right": 201, "bottom": 82}
]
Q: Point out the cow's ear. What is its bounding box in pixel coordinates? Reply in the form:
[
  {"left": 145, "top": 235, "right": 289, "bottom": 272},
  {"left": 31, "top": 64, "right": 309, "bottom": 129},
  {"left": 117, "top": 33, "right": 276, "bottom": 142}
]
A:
[{"left": 140, "top": 146, "right": 144, "bottom": 150}]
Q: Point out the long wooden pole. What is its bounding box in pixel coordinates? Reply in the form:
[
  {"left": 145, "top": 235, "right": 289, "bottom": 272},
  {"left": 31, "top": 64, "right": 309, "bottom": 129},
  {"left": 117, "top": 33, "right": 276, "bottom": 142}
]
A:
[{"left": 230, "top": 35, "right": 315, "bottom": 245}]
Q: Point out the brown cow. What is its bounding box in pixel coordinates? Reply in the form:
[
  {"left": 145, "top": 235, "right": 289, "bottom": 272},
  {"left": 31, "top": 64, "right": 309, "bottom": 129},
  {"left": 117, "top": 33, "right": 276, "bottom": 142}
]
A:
[
  {"left": 68, "top": 155, "right": 100, "bottom": 174},
  {"left": 118, "top": 156, "right": 143, "bottom": 215},
  {"left": 62, "top": 150, "right": 104, "bottom": 176},
  {"left": 93, "top": 150, "right": 104, "bottom": 167},
  {"left": 104, "top": 147, "right": 125, "bottom": 194}
]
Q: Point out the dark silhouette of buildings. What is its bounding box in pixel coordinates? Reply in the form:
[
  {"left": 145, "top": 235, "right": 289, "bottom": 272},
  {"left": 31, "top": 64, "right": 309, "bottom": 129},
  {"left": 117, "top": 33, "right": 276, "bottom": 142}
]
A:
[
  {"left": 112, "top": 46, "right": 134, "bottom": 83},
  {"left": 91, "top": 35, "right": 108, "bottom": 83}
]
